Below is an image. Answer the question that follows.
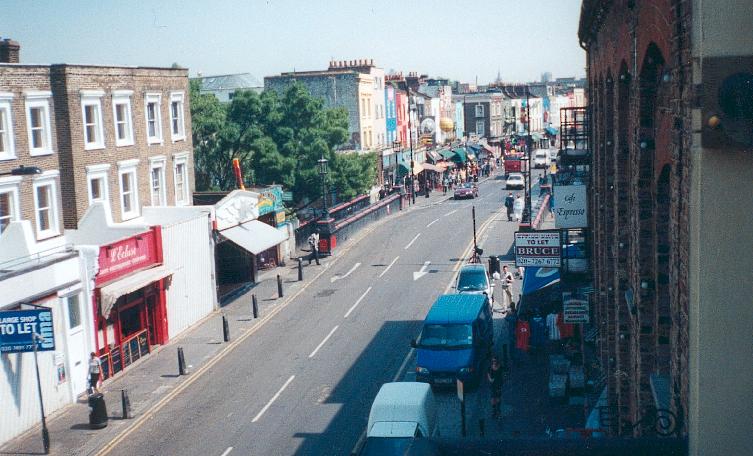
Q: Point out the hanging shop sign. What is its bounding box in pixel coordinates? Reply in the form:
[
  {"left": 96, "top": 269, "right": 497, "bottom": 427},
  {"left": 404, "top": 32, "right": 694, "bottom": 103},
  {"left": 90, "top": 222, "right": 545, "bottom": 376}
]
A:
[
  {"left": 563, "top": 291, "right": 590, "bottom": 323},
  {"left": 215, "top": 190, "right": 260, "bottom": 231},
  {"left": 515, "top": 230, "right": 562, "bottom": 267},
  {"left": 257, "top": 186, "right": 285, "bottom": 217},
  {"left": 96, "top": 230, "right": 160, "bottom": 285},
  {"left": 553, "top": 184, "right": 588, "bottom": 228},
  {"left": 0, "top": 308, "right": 55, "bottom": 354}
]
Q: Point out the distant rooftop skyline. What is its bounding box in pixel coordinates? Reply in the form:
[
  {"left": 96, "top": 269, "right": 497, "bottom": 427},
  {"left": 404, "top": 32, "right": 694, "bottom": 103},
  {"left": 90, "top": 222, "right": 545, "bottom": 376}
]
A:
[{"left": 0, "top": 0, "right": 585, "bottom": 85}]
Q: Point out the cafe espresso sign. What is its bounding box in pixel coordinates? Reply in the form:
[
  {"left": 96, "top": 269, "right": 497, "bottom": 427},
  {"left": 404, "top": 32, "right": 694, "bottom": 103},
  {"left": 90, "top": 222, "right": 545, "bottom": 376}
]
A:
[{"left": 553, "top": 185, "right": 588, "bottom": 229}]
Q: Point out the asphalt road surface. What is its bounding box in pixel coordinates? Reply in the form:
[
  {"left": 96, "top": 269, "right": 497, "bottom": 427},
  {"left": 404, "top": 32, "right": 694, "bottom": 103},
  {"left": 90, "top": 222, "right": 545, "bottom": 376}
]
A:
[{"left": 106, "top": 174, "right": 521, "bottom": 456}]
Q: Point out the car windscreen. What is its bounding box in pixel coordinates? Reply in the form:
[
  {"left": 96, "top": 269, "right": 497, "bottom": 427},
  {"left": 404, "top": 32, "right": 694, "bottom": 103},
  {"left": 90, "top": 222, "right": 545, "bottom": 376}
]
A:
[
  {"left": 360, "top": 437, "right": 414, "bottom": 456},
  {"left": 418, "top": 324, "right": 473, "bottom": 349},
  {"left": 457, "top": 269, "right": 488, "bottom": 291},
  {"left": 508, "top": 175, "right": 523, "bottom": 181}
]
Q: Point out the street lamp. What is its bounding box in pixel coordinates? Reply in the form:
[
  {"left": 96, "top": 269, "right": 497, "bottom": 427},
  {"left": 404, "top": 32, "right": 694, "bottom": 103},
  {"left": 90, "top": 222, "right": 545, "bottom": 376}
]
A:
[
  {"left": 317, "top": 156, "right": 328, "bottom": 216},
  {"left": 524, "top": 86, "right": 533, "bottom": 224},
  {"left": 408, "top": 100, "right": 416, "bottom": 205},
  {"left": 0, "top": 165, "right": 42, "bottom": 177}
]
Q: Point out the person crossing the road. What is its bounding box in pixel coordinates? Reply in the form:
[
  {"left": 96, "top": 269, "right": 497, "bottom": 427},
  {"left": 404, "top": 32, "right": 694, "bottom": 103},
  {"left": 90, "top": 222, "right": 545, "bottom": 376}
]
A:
[{"left": 504, "top": 192, "right": 515, "bottom": 221}]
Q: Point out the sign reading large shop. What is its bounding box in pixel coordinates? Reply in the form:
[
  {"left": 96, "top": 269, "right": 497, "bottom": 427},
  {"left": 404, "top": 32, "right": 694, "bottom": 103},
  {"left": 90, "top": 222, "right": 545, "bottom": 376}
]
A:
[
  {"left": 96, "top": 229, "right": 160, "bottom": 285},
  {"left": 553, "top": 184, "right": 588, "bottom": 229}
]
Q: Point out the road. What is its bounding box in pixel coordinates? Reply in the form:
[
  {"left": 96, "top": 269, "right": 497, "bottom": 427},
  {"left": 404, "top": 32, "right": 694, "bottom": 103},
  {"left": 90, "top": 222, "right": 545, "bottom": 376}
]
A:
[{"left": 107, "top": 173, "right": 528, "bottom": 456}]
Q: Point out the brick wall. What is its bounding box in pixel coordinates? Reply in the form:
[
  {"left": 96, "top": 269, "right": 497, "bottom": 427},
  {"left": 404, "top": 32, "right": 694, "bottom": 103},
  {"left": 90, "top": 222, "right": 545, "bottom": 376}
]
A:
[{"left": 580, "top": 0, "right": 691, "bottom": 437}]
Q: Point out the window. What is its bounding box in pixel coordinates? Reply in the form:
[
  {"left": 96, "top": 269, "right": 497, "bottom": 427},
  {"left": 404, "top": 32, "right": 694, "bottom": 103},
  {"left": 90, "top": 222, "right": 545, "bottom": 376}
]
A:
[
  {"left": 86, "top": 163, "right": 110, "bottom": 209},
  {"left": 476, "top": 121, "right": 485, "bottom": 136},
  {"left": 32, "top": 173, "right": 60, "bottom": 238},
  {"left": 170, "top": 92, "right": 185, "bottom": 141},
  {"left": 112, "top": 91, "right": 134, "bottom": 147},
  {"left": 0, "top": 178, "right": 20, "bottom": 233},
  {"left": 145, "top": 93, "right": 162, "bottom": 144},
  {"left": 80, "top": 90, "right": 105, "bottom": 149},
  {"left": 118, "top": 159, "right": 140, "bottom": 219},
  {"left": 173, "top": 153, "right": 190, "bottom": 205},
  {"left": 149, "top": 156, "right": 166, "bottom": 206},
  {"left": 66, "top": 295, "right": 82, "bottom": 329},
  {"left": 25, "top": 92, "right": 53, "bottom": 156},
  {"left": 475, "top": 104, "right": 484, "bottom": 117},
  {"left": 0, "top": 93, "right": 15, "bottom": 160}
]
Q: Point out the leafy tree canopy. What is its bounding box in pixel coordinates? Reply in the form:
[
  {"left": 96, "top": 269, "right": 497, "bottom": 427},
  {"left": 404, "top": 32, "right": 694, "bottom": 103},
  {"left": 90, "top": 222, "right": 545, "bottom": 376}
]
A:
[{"left": 190, "top": 81, "right": 371, "bottom": 204}]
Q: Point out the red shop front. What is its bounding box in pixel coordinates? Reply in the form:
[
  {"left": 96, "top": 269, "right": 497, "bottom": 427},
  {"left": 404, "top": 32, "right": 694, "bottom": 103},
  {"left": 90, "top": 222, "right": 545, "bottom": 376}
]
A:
[{"left": 93, "top": 227, "right": 173, "bottom": 379}]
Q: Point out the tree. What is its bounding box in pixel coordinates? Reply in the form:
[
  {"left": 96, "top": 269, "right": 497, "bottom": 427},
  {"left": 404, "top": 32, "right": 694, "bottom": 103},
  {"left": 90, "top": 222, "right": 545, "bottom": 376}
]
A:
[{"left": 189, "top": 80, "right": 227, "bottom": 190}]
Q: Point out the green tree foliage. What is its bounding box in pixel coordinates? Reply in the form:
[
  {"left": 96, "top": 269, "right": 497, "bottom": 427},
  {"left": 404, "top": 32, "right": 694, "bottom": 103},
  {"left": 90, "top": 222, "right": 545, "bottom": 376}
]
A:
[{"left": 189, "top": 81, "right": 372, "bottom": 203}]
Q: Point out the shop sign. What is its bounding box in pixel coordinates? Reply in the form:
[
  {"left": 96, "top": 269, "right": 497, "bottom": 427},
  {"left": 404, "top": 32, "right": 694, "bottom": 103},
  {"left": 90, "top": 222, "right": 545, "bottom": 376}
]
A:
[
  {"left": 563, "top": 291, "right": 590, "bottom": 323},
  {"left": 553, "top": 185, "right": 588, "bottom": 228},
  {"left": 275, "top": 211, "right": 286, "bottom": 225},
  {"left": 97, "top": 230, "right": 159, "bottom": 285},
  {"left": 0, "top": 309, "right": 55, "bottom": 353},
  {"left": 257, "top": 186, "right": 285, "bottom": 216},
  {"left": 515, "top": 230, "right": 561, "bottom": 267}
]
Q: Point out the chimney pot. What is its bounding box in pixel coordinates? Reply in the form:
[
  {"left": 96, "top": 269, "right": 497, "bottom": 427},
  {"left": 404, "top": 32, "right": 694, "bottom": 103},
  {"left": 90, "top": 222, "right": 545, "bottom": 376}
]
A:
[{"left": 0, "top": 38, "right": 20, "bottom": 63}]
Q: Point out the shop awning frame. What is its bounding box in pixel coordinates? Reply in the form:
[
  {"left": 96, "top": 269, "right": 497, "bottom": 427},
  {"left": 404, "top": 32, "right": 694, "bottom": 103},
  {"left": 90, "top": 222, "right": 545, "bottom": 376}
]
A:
[
  {"left": 421, "top": 162, "right": 444, "bottom": 173},
  {"left": 99, "top": 265, "right": 174, "bottom": 318},
  {"left": 220, "top": 220, "right": 289, "bottom": 256}
]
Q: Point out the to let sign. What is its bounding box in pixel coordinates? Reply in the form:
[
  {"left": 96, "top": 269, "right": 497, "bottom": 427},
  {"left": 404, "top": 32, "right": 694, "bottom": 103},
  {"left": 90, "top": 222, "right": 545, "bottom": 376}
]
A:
[
  {"left": 563, "top": 291, "right": 590, "bottom": 323},
  {"left": 0, "top": 309, "right": 55, "bottom": 353},
  {"left": 515, "top": 231, "right": 561, "bottom": 267}
]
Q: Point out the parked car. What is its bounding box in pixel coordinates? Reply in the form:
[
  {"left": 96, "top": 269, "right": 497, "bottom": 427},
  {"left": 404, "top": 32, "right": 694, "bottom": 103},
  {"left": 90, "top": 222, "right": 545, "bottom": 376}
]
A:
[
  {"left": 453, "top": 182, "right": 478, "bottom": 199},
  {"left": 534, "top": 149, "right": 550, "bottom": 168},
  {"left": 506, "top": 173, "right": 525, "bottom": 189},
  {"left": 455, "top": 263, "right": 494, "bottom": 302},
  {"left": 413, "top": 294, "right": 494, "bottom": 388}
]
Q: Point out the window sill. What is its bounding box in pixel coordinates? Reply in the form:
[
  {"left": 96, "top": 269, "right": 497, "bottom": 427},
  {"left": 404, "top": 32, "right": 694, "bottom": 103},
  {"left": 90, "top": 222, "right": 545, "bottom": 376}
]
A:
[
  {"left": 115, "top": 140, "right": 135, "bottom": 148},
  {"left": 121, "top": 211, "right": 141, "bottom": 221},
  {"left": 29, "top": 148, "right": 54, "bottom": 157},
  {"left": 147, "top": 139, "right": 164, "bottom": 145},
  {"left": 84, "top": 144, "right": 106, "bottom": 151},
  {"left": 36, "top": 229, "right": 61, "bottom": 241},
  {"left": 171, "top": 136, "right": 186, "bottom": 143},
  {"left": 0, "top": 154, "right": 18, "bottom": 161}
]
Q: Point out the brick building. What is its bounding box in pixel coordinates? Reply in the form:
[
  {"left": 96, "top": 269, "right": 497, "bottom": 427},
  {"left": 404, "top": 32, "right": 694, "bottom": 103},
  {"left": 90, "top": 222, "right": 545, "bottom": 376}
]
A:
[{"left": 579, "top": 1, "right": 753, "bottom": 454}]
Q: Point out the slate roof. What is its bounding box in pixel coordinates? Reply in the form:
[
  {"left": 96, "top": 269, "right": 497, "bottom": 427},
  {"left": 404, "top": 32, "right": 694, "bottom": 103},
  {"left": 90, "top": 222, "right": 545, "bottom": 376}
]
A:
[{"left": 195, "top": 73, "right": 263, "bottom": 91}]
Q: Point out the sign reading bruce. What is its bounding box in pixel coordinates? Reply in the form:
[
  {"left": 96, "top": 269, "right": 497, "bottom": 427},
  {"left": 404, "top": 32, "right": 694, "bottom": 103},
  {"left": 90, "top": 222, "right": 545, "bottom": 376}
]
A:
[
  {"left": 563, "top": 291, "right": 590, "bottom": 323},
  {"left": 515, "top": 231, "right": 561, "bottom": 267},
  {"left": 553, "top": 185, "right": 588, "bottom": 228},
  {"left": 0, "top": 309, "right": 55, "bottom": 353}
]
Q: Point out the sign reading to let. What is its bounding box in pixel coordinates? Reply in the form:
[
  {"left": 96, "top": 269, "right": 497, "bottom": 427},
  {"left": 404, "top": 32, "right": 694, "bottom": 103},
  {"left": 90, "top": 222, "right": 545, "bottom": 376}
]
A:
[
  {"left": 515, "top": 231, "right": 562, "bottom": 267},
  {"left": 0, "top": 309, "right": 55, "bottom": 353},
  {"left": 97, "top": 230, "right": 159, "bottom": 285}
]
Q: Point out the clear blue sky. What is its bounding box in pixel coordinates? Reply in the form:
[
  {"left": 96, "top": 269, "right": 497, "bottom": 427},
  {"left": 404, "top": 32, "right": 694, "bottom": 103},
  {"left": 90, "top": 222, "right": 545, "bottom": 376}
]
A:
[{"left": 0, "top": 0, "right": 585, "bottom": 84}]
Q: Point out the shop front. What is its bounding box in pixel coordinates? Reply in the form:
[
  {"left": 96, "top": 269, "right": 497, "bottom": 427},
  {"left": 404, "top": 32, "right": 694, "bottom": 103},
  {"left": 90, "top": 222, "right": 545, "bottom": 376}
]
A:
[{"left": 92, "top": 227, "right": 172, "bottom": 380}]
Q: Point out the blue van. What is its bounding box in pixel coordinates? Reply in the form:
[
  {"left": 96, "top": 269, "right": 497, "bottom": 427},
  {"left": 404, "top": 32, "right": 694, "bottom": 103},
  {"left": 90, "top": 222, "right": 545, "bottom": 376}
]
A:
[{"left": 413, "top": 294, "right": 493, "bottom": 387}]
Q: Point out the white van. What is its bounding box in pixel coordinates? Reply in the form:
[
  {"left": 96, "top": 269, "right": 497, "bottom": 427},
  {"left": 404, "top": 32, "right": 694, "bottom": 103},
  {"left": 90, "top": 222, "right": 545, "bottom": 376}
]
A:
[
  {"left": 534, "top": 149, "right": 550, "bottom": 168},
  {"left": 366, "top": 382, "right": 438, "bottom": 438}
]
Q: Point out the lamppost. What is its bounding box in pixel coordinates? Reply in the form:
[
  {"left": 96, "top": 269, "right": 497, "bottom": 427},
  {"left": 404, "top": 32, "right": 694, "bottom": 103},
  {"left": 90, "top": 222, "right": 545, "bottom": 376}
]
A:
[
  {"left": 0, "top": 165, "right": 42, "bottom": 177},
  {"left": 392, "top": 140, "right": 401, "bottom": 188},
  {"left": 524, "top": 86, "right": 533, "bottom": 224},
  {"left": 317, "top": 156, "right": 328, "bottom": 216},
  {"left": 407, "top": 99, "right": 416, "bottom": 205}
]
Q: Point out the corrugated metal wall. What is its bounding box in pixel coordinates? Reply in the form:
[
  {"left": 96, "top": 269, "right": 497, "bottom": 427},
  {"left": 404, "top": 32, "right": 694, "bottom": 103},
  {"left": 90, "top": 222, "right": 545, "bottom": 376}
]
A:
[
  {"left": 0, "top": 297, "right": 71, "bottom": 446},
  {"left": 161, "top": 214, "right": 216, "bottom": 340}
]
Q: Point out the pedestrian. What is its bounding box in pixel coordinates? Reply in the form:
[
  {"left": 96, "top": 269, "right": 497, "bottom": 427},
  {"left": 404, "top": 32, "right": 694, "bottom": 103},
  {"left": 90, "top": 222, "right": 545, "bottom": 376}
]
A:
[
  {"left": 513, "top": 194, "right": 524, "bottom": 222},
  {"left": 442, "top": 177, "right": 448, "bottom": 195},
  {"left": 307, "top": 231, "right": 320, "bottom": 265},
  {"left": 88, "top": 352, "right": 102, "bottom": 394},
  {"left": 502, "top": 265, "right": 514, "bottom": 310},
  {"left": 504, "top": 192, "right": 514, "bottom": 221},
  {"left": 487, "top": 357, "right": 504, "bottom": 418}
]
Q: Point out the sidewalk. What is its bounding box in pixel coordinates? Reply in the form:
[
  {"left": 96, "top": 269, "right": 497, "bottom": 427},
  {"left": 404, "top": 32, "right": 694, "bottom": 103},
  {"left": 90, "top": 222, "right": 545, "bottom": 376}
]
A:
[{"left": 1, "top": 248, "right": 339, "bottom": 456}]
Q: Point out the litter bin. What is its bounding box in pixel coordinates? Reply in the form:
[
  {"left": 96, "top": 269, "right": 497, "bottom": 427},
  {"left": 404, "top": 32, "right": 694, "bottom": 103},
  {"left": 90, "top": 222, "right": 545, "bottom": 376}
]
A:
[
  {"left": 88, "top": 393, "right": 108, "bottom": 429},
  {"left": 489, "top": 255, "right": 501, "bottom": 274}
]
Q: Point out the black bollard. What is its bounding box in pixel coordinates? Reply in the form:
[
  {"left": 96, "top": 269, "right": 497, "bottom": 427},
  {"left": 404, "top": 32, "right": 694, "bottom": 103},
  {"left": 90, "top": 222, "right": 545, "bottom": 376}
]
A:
[
  {"left": 178, "top": 347, "right": 186, "bottom": 376},
  {"left": 479, "top": 418, "right": 485, "bottom": 437},
  {"left": 222, "top": 314, "right": 230, "bottom": 342},
  {"left": 298, "top": 257, "right": 303, "bottom": 281},
  {"left": 277, "top": 274, "right": 283, "bottom": 298},
  {"left": 252, "top": 294, "right": 259, "bottom": 319},
  {"left": 121, "top": 389, "right": 131, "bottom": 419}
]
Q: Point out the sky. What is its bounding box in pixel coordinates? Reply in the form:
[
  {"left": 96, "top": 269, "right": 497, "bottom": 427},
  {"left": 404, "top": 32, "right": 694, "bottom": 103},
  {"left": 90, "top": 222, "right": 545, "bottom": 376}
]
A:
[{"left": 0, "top": 0, "right": 586, "bottom": 84}]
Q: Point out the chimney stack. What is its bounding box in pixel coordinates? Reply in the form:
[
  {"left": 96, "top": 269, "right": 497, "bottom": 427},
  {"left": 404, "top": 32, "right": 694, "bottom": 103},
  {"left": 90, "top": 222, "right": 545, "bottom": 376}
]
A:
[{"left": 0, "top": 38, "right": 20, "bottom": 63}]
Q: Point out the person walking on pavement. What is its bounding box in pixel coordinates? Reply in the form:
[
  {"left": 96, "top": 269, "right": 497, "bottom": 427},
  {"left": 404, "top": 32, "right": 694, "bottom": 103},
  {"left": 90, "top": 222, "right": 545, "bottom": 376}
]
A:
[
  {"left": 307, "top": 231, "right": 320, "bottom": 265},
  {"left": 442, "top": 176, "right": 449, "bottom": 195},
  {"left": 502, "top": 265, "right": 514, "bottom": 310},
  {"left": 513, "top": 193, "right": 524, "bottom": 222},
  {"left": 88, "top": 352, "right": 102, "bottom": 394},
  {"left": 504, "top": 192, "right": 515, "bottom": 221},
  {"left": 487, "top": 356, "right": 504, "bottom": 418}
]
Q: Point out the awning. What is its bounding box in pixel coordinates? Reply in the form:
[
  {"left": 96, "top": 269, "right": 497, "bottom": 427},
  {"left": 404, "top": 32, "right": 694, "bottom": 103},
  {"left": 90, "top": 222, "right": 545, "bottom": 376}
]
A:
[
  {"left": 439, "top": 149, "right": 456, "bottom": 160},
  {"left": 522, "top": 267, "right": 560, "bottom": 295},
  {"left": 220, "top": 220, "right": 289, "bottom": 255},
  {"left": 452, "top": 148, "right": 467, "bottom": 163},
  {"left": 398, "top": 161, "right": 424, "bottom": 175},
  {"left": 545, "top": 126, "right": 559, "bottom": 136},
  {"left": 99, "top": 265, "right": 174, "bottom": 318},
  {"left": 426, "top": 150, "right": 442, "bottom": 163},
  {"left": 421, "top": 162, "right": 444, "bottom": 173}
]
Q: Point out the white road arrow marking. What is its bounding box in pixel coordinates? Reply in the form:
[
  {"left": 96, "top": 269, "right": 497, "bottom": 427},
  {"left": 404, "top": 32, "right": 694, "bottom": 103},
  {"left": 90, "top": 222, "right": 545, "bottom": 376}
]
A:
[
  {"left": 330, "top": 262, "right": 361, "bottom": 282},
  {"left": 413, "top": 261, "right": 431, "bottom": 281}
]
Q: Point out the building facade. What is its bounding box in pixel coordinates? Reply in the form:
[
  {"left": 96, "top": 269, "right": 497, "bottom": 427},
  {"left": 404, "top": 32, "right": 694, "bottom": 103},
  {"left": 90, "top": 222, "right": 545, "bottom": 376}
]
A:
[
  {"left": 579, "top": 1, "right": 753, "bottom": 455},
  {"left": 384, "top": 84, "right": 397, "bottom": 145}
]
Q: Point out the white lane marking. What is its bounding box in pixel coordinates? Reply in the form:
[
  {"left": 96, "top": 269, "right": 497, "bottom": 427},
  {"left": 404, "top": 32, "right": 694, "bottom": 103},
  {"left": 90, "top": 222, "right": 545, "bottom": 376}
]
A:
[
  {"left": 404, "top": 233, "right": 421, "bottom": 250},
  {"left": 308, "top": 326, "right": 339, "bottom": 358},
  {"left": 444, "top": 209, "right": 458, "bottom": 217},
  {"left": 330, "top": 262, "right": 361, "bottom": 283},
  {"left": 378, "top": 256, "right": 400, "bottom": 278},
  {"left": 393, "top": 348, "right": 415, "bottom": 382},
  {"left": 220, "top": 447, "right": 233, "bottom": 456},
  {"left": 426, "top": 218, "right": 440, "bottom": 228},
  {"left": 413, "top": 261, "right": 431, "bottom": 281},
  {"left": 344, "top": 287, "right": 372, "bottom": 318},
  {"left": 252, "top": 375, "right": 295, "bottom": 423}
]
